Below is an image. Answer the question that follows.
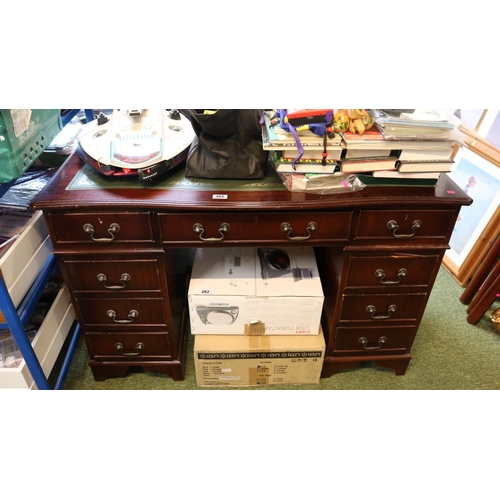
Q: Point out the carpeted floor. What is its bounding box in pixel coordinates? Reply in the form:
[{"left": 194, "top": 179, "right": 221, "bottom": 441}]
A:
[{"left": 50, "top": 267, "right": 500, "bottom": 390}]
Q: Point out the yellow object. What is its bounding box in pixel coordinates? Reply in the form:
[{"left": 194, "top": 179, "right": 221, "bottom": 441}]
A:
[
  {"left": 347, "top": 109, "right": 375, "bottom": 135},
  {"left": 333, "top": 109, "right": 350, "bottom": 133},
  {"left": 333, "top": 109, "right": 374, "bottom": 135}
]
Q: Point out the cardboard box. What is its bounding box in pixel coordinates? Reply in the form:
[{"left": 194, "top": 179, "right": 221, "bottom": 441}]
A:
[
  {"left": 194, "top": 327, "right": 326, "bottom": 387},
  {"left": 188, "top": 247, "right": 324, "bottom": 335}
]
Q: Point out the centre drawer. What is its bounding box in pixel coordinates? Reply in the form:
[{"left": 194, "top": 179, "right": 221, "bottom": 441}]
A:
[
  {"left": 63, "top": 258, "right": 163, "bottom": 293},
  {"left": 159, "top": 211, "right": 352, "bottom": 245},
  {"left": 48, "top": 211, "right": 154, "bottom": 244}
]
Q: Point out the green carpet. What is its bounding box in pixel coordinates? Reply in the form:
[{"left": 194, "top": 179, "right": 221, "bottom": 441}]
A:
[{"left": 51, "top": 267, "right": 500, "bottom": 390}]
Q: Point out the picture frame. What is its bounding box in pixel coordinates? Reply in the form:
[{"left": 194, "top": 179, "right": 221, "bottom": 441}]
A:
[
  {"left": 447, "top": 109, "right": 487, "bottom": 132},
  {"left": 476, "top": 108, "right": 500, "bottom": 150},
  {"left": 442, "top": 144, "right": 500, "bottom": 286}
]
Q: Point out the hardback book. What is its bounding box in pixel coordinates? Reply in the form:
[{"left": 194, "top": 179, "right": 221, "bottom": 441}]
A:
[
  {"left": 341, "top": 128, "right": 450, "bottom": 151},
  {"left": 344, "top": 148, "right": 395, "bottom": 158},
  {"left": 272, "top": 152, "right": 339, "bottom": 174},
  {"left": 282, "top": 146, "right": 343, "bottom": 161},
  {"left": 397, "top": 145, "right": 454, "bottom": 161},
  {"left": 372, "top": 170, "right": 441, "bottom": 179},
  {"left": 262, "top": 114, "right": 342, "bottom": 150},
  {"left": 358, "top": 172, "right": 439, "bottom": 187},
  {"left": 342, "top": 139, "right": 405, "bottom": 150},
  {"left": 341, "top": 127, "right": 386, "bottom": 143},
  {"left": 397, "top": 159, "right": 454, "bottom": 173},
  {"left": 339, "top": 156, "right": 398, "bottom": 173}
]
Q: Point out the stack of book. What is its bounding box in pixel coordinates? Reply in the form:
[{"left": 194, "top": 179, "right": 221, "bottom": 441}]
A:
[
  {"left": 262, "top": 112, "right": 343, "bottom": 172},
  {"left": 261, "top": 109, "right": 460, "bottom": 189},
  {"left": 339, "top": 109, "right": 458, "bottom": 186},
  {"left": 262, "top": 111, "right": 349, "bottom": 192}
]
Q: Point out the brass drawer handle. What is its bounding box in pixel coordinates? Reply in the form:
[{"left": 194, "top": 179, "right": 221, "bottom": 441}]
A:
[
  {"left": 280, "top": 221, "right": 317, "bottom": 241},
  {"left": 97, "top": 273, "right": 131, "bottom": 289},
  {"left": 83, "top": 222, "right": 120, "bottom": 242},
  {"left": 115, "top": 342, "right": 144, "bottom": 356},
  {"left": 193, "top": 222, "right": 231, "bottom": 242},
  {"left": 366, "top": 304, "right": 397, "bottom": 320},
  {"left": 359, "top": 336, "right": 387, "bottom": 350},
  {"left": 387, "top": 219, "right": 421, "bottom": 239},
  {"left": 107, "top": 309, "right": 139, "bottom": 323},
  {"left": 374, "top": 268, "right": 407, "bottom": 285}
]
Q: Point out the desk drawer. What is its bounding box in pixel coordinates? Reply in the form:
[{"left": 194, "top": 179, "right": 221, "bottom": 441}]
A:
[
  {"left": 63, "top": 258, "right": 163, "bottom": 293},
  {"left": 345, "top": 254, "right": 440, "bottom": 289},
  {"left": 159, "top": 211, "right": 352, "bottom": 244},
  {"left": 355, "top": 209, "right": 456, "bottom": 242},
  {"left": 87, "top": 332, "right": 172, "bottom": 359},
  {"left": 334, "top": 325, "right": 415, "bottom": 354},
  {"left": 339, "top": 293, "right": 427, "bottom": 323},
  {"left": 49, "top": 212, "right": 154, "bottom": 244},
  {"left": 76, "top": 297, "right": 167, "bottom": 327}
]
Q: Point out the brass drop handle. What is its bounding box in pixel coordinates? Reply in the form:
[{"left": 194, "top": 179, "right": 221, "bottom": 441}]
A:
[
  {"left": 359, "top": 336, "right": 387, "bottom": 350},
  {"left": 115, "top": 342, "right": 144, "bottom": 356},
  {"left": 83, "top": 222, "right": 120, "bottom": 242},
  {"left": 281, "top": 221, "right": 318, "bottom": 241},
  {"left": 97, "top": 273, "right": 131, "bottom": 289},
  {"left": 366, "top": 304, "right": 397, "bottom": 320},
  {"left": 107, "top": 309, "right": 139, "bottom": 323},
  {"left": 387, "top": 219, "right": 421, "bottom": 239},
  {"left": 374, "top": 268, "right": 407, "bottom": 285},
  {"left": 193, "top": 222, "right": 231, "bottom": 242}
]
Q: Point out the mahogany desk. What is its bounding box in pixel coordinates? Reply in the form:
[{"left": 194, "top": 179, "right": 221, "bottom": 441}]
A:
[{"left": 33, "top": 153, "right": 472, "bottom": 381}]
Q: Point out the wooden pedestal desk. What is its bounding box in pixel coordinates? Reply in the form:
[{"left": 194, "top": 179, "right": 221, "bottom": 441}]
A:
[{"left": 32, "top": 153, "right": 471, "bottom": 381}]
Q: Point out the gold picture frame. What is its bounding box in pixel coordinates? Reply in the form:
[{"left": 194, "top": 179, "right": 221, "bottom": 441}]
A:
[{"left": 442, "top": 144, "right": 500, "bottom": 286}]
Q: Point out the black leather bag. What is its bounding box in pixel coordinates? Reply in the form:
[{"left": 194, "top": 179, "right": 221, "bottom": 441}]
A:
[{"left": 179, "top": 109, "right": 268, "bottom": 179}]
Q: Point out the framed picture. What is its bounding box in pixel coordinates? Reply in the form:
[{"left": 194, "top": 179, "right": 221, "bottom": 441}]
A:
[
  {"left": 477, "top": 109, "right": 500, "bottom": 150},
  {"left": 442, "top": 144, "right": 500, "bottom": 286},
  {"left": 447, "top": 109, "right": 487, "bottom": 132}
]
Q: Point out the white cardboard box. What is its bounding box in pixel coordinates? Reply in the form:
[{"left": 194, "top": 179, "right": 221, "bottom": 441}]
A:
[
  {"left": 194, "top": 326, "right": 326, "bottom": 387},
  {"left": 188, "top": 247, "right": 324, "bottom": 335}
]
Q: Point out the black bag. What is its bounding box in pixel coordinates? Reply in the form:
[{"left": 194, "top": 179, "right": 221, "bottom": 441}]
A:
[{"left": 179, "top": 109, "right": 269, "bottom": 179}]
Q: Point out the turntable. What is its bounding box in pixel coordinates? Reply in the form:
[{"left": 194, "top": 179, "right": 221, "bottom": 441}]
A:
[{"left": 76, "top": 109, "right": 195, "bottom": 181}]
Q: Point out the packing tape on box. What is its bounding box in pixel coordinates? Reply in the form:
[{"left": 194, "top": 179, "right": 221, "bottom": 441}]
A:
[
  {"left": 244, "top": 320, "right": 266, "bottom": 336},
  {"left": 248, "top": 333, "right": 271, "bottom": 351}
]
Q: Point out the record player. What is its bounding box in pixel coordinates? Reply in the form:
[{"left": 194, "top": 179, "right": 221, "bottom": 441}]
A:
[{"left": 76, "top": 109, "right": 195, "bottom": 181}]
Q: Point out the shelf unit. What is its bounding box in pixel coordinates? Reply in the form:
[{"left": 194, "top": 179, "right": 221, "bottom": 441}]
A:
[
  {"left": 0, "top": 211, "right": 80, "bottom": 389},
  {"left": 0, "top": 109, "right": 90, "bottom": 389},
  {"left": 0, "top": 107, "right": 87, "bottom": 387}
]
